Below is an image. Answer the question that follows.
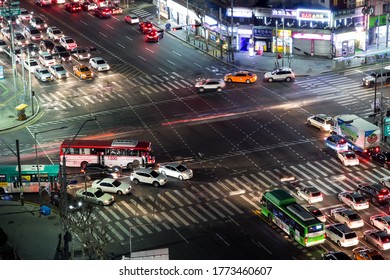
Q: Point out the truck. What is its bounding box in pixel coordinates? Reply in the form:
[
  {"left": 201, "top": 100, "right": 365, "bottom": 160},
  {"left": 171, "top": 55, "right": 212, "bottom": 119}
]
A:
[{"left": 332, "top": 114, "right": 380, "bottom": 155}]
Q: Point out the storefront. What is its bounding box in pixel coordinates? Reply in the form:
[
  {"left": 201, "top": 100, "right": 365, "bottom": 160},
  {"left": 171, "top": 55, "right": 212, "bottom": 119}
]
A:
[
  {"left": 332, "top": 31, "right": 356, "bottom": 57},
  {"left": 273, "top": 29, "right": 292, "bottom": 55},
  {"left": 292, "top": 32, "right": 331, "bottom": 57},
  {"left": 253, "top": 27, "right": 273, "bottom": 53}
]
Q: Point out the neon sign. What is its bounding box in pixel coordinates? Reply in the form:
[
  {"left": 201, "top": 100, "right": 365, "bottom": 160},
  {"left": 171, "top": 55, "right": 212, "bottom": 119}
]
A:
[{"left": 297, "top": 9, "right": 330, "bottom": 22}]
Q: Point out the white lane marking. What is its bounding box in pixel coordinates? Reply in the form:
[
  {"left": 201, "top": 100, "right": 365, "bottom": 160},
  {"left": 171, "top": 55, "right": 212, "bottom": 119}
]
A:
[{"left": 99, "top": 32, "right": 107, "bottom": 37}]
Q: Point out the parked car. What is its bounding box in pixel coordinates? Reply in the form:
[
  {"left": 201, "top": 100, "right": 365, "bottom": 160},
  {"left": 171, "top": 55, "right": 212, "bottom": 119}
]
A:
[
  {"left": 307, "top": 114, "right": 334, "bottom": 132},
  {"left": 194, "top": 78, "right": 226, "bottom": 93},
  {"left": 295, "top": 186, "right": 323, "bottom": 204},
  {"left": 337, "top": 150, "right": 359, "bottom": 166},
  {"left": 130, "top": 168, "right": 167, "bottom": 187},
  {"left": 264, "top": 67, "right": 295, "bottom": 82},
  {"left": 75, "top": 187, "right": 115, "bottom": 206},
  {"left": 338, "top": 191, "right": 369, "bottom": 210},
  {"left": 363, "top": 229, "right": 390, "bottom": 250},
  {"left": 357, "top": 182, "right": 390, "bottom": 204},
  {"left": 158, "top": 162, "right": 193, "bottom": 180}
]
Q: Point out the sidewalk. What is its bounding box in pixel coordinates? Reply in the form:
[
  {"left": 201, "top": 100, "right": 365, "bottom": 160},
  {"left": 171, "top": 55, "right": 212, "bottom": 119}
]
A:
[{"left": 0, "top": 200, "right": 62, "bottom": 260}]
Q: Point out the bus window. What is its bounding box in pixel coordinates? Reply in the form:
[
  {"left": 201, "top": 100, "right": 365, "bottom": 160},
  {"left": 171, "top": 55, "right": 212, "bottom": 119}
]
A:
[{"left": 0, "top": 174, "right": 6, "bottom": 182}]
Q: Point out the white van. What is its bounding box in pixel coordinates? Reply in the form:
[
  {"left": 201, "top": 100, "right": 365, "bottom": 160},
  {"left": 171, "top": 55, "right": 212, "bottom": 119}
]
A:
[{"left": 325, "top": 223, "right": 359, "bottom": 247}]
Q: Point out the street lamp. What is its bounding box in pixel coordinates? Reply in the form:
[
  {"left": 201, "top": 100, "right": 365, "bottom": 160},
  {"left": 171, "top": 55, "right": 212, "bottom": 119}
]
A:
[{"left": 34, "top": 126, "right": 67, "bottom": 203}]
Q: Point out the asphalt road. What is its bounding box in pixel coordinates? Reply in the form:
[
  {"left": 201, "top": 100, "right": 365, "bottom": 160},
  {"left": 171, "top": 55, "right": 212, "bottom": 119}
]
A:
[{"left": 2, "top": 0, "right": 390, "bottom": 260}]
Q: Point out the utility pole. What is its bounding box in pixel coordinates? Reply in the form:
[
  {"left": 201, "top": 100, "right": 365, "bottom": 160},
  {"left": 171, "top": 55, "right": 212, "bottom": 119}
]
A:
[
  {"left": 16, "top": 140, "right": 24, "bottom": 206},
  {"left": 230, "top": 0, "right": 234, "bottom": 62}
]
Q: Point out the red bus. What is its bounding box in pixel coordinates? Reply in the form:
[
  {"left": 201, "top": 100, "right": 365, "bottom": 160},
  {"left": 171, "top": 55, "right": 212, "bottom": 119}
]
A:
[{"left": 59, "top": 139, "right": 155, "bottom": 169}]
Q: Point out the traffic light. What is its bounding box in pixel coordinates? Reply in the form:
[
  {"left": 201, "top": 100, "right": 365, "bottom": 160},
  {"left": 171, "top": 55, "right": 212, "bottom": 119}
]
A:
[
  {"left": 192, "top": 24, "right": 202, "bottom": 28},
  {"left": 172, "top": 27, "right": 183, "bottom": 31}
]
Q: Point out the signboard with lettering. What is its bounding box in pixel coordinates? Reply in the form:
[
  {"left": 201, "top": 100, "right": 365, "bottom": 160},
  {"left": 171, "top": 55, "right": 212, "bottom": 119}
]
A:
[
  {"left": 272, "top": 9, "right": 297, "bottom": 18},
  {"left": 297, "top": 9, "right": 331, "bottom": 22},
  {"left": 0, "top": 7, "right": 21, "bottom": 17},
  {"left": 253, "top": 28, "right": 272, "bottom": 38},
  {"left": 384, "top": 118, "right": 390, "bottom": 137}
]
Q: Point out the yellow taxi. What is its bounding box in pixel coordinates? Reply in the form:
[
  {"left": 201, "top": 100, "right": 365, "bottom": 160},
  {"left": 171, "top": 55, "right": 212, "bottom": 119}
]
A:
[
  {"left": 73, "top": 64, "right": 94, "bottom": 80},
  {"left": 352, "top": 247, "right": 386, "bottom": 260},
  {"left": 224, "top": 71, "right": 257, "bottom": 84}
]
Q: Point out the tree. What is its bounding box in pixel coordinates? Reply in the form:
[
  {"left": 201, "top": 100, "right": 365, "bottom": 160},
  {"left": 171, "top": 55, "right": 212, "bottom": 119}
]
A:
[{"left": 191, "top": 0, "right": 211, "bottom": 52}]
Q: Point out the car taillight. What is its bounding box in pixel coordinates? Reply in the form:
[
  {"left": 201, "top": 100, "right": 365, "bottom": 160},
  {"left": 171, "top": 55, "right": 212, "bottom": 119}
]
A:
[
  {"left": 304, "top": 237, "right": 308, "bottom": 244},
  {"left": 324, "top": 232, "right": 327, "bottom": 238}
]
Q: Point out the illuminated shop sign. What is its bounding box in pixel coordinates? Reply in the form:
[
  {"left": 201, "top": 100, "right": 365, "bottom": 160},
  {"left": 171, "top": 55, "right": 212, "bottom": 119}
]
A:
[
  {"left": 297, "top": 9, "right": 331, "bottom": 21},
  {"left": 226, "top": 8, "right": 253, "bottom": 18},
  {"left": 292, "top": 32, "right": 331, "bottom": 40},
  {"left": 272, "top": 9, "right": 297, "bottom": 18},
  {"left": 253, "top": 28, "right": 273, "bottom": 37}
]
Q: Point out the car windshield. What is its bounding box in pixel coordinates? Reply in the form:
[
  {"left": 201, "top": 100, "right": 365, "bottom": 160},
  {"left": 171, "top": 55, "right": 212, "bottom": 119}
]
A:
[
  {"left": 41, "top": 69, "right": 49, "bottom": 74},
  {"left": 96, "top": 60, "right": 105, "bottom": 64},
  {"left": 80, "top": 66, "right": 89, "bottom": 72},
  {"left": 31, "top": 29, "right": 40, "bottom": 34},
  {"left": 348, "top": 213, "right": 361, "bottom": 221},
  {"left": 52, "top": 29, "right": 61, "bottom": 34},
  {"left": 354, "top": 196, "right": 365, "bottom": 203},
  {"left": 55, "top": 66, "right": 65, "bottom": 71},
  {"left": 150, "top": 170, "right": 160, "bottom": 178},
  {"left": 30, "top": 61, "right": 38, "bottom": 66},
  {"left": 35, "top": 18, "right": 44, "bottom": 24}
]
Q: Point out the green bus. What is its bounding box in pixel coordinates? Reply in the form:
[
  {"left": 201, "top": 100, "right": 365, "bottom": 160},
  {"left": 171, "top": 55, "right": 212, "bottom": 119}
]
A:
[
  {"left": 0, "top": 165, "right": 60, "bottom": 195},
  {"left": 260, "top": 189, "right": 325, "bottom": 247}
]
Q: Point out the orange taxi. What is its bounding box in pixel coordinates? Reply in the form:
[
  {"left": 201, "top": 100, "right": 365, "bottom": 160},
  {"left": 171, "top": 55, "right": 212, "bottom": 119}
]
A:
[
  {"left": 73, "top": 64, "right": 94, "bottom": 80},
  {"left": 352, "top": 247, "right": 386, "bottom": 260},
  {"left": 224, "top": 70, "right": 257, "bottom": 84}
]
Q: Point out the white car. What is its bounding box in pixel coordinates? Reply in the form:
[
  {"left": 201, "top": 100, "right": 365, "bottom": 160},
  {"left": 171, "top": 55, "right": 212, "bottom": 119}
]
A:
[
  {"left": 46, "top": 26, "right": 64, "bottom": 41},
  {"left": 49, "top": 64, "right": 69, "bottom": 79},
  {"left": 295, "top": 186, "right": 323, "bottom": 204},
  {"left": 13, "top": 32, "right": 29, "bottom": 47},
  {"left": 39, "top": 52, "right": 56, "bottom": 67},
  {"left": 264, "top": 67, "right": 295, "bottom": 82},
  {"left": 18, "top": 8, "right": 32, "bottom": 22},
  {"left": 158, "top": 162, "right": 193, "bottom": 180},
  {"left": 91, "top": 178, "right": 131, "bottom": 195},
  {"left": 370, "top": 214, "right": 390, "bottom": 234},
  {"left": 363, "top": 230, "right": 390, "bottom": 250},
  {"left": 330, "top": 207, "right": 364, "bottom": 229},
  {"left": 59, "top": 36, "right": 77, "bottom": 50},
  {"left": 30, "top": 16, "right": 48, "bottom": 30},
  {"left": 337, "top": 150, "right": 359, "bottom": 166},
  {"left": 130, "top": 168, "right": 167, "bottom": 187},
  {"left": 306, "top": 114, "right": 334, "bottom": 132},
  {"left": 338, "top": 191, "right": 369, "bottom": 210},
  {"left": 23, "top": 58, "right": 40, "bottom": 72},
  {"left": 194, "top": 78, "right": 226, "bottom": 93},
  {"left": 381, "top": 176, "right": 390, "bottom": 188},
  {"left": 34, "top": 67, "right": 53, "bottom": 82},
  {"left": 89, "top": 57, "right": 110, "bottom": 71},
  {"left": 75, "top": 187, "right": 114, "bottom": 206},
  {"left": 124, "top": 14, "right": 139, "bottom": 24},
  {"left": 1, "top": 27, "right": 11, "bottom": 40}
]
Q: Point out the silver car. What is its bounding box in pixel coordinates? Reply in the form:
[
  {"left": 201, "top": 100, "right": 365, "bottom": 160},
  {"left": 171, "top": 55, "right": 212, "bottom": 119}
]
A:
[
  {"left": 264, "top": 67, "right": 295, "bottom": 82},
  {"left": 91, "top": 178, "right": 131, "bottom": 195},
  {"left": 158, "top": 162, "right": 193, "bottom": 180},
  {"left": 89, "top": 57, "right": 110, "bottom": 71},
  {"left": 34, "top": 67, "right": 53, "bottom": 82},
  {"left": 49, "top": 64, "right": 69, "bottom": 79},
  {"left": 194, "top": 78, "right": 226, "bottom": 93}
]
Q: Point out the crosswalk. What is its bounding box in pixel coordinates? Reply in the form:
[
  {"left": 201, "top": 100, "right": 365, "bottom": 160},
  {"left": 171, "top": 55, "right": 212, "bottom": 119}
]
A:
[
  {"left": 295, "top": 73, "right": 377, "bottom": 119},
  {"left": 85, "top": 158, "right": 390, "bottom": 246},
  {"left": 36, "top": 72, "right": 195, "bottom": 110}
]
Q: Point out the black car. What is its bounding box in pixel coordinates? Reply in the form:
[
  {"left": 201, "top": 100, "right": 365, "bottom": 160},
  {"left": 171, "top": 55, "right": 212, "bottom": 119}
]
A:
[
  {"left": 50, "top": 192, "right": 83, "bottom": 211},
  {"left": 321, "top": 251, "right": 351, "bottom": 260},
  {"left": 26, "top": 43, "right": 40, "bottom": 57},
  {"left": 81, "top": 163, "right": 121, "bottom": 181},
  {"left": 52, "top": 45, "right": 71, "bottom": 62},
  {"left": 370, "top": 151, "right": 390, "bottom": 168},
  {"left": 357, "top": 182, "right": 390, "bottom": 204},
  {"left": 146, "top": 29, "right": 164, "bottom": 42},
  {"left": 39, "top": 39, "right": 55, "bottom": 53},
  {"left": 94, "top": 7, "right": 112, "bottom": 18},
  {"left": 65, "top": 2, "right": 82, "bottom": 12}
]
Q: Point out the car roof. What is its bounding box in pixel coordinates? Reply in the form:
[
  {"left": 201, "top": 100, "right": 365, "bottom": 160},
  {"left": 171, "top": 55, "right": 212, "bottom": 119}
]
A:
[{"left": 97, "top": 178, "right": 115, "bottom": 183}]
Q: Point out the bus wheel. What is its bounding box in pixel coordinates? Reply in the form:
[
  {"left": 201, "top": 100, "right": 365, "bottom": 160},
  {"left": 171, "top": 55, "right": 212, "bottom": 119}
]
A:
[
  {"left": 81, "top": 161, "right": 88, "bottom": 169},
  {"left": 126, "top": 163, "right": 133, "bottom": 171},
  {"left": 132, "top": 160, "right": 140, "bottom": 168}
]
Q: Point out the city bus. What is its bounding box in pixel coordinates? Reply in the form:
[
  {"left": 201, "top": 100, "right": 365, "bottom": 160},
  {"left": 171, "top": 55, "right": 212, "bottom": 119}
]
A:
[
  {"left": 59, "top": 139, "right": 155, "bottom": 169},
  {"left": 0, "top": 165, "right": 60, "bottom": 195},
  {"left": 260, "top": 189, "right": 326, "bottom": 247}
]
